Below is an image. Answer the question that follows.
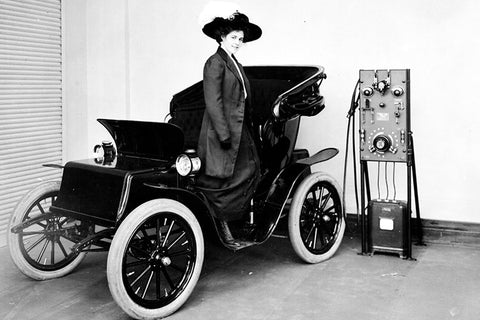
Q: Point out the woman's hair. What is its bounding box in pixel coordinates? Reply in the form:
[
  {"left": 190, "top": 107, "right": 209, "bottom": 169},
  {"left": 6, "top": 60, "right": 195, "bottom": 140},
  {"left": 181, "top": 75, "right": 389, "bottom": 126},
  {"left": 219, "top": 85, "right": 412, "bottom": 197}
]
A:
[{"left": 212, "top": 22, "right": 245, "bottom": 44}]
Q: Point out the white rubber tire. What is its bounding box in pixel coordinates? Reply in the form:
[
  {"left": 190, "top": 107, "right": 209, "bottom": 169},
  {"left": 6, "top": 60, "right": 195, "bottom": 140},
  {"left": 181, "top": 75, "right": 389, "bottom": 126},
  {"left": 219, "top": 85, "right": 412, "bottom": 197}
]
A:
[
  {"left": 107, "top": 199, "right": 204, "bottom": 320},
  {"left": 7, "top": 181, "right": 87, "bottom": 280},
  {"left": 288, "top": 172, "right": 345, "bottom": 264}
]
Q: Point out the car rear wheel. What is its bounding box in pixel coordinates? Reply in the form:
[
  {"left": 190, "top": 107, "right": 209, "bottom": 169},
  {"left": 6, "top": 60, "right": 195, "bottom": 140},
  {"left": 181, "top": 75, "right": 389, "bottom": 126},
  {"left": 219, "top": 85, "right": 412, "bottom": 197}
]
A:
[
  {"left": 7, "top": 181, "right": 89, "bottom": 280},
  {"left": 288, "top": 172, "right": 345, "bottom": 263},
  {"left": 107, "top": 199, "right": 204, "bottom": 320}
]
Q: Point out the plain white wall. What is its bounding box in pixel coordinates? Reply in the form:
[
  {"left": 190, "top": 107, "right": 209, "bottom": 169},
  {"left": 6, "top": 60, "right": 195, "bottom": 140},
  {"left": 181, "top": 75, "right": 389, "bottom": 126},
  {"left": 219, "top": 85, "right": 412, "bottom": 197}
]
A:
[{"left": 64, "top": 0, "right": 480, "bottom": 223}]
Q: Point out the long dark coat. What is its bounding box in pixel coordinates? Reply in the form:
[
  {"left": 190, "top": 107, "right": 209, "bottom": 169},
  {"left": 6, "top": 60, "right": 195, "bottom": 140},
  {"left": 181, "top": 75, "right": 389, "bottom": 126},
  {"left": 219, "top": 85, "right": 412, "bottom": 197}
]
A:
[
  {"left": 197, "top": 47, "right": 252, "bottom": 179},
  {"left": 197, "top": 47, "right": 260, "bottom": 221}
]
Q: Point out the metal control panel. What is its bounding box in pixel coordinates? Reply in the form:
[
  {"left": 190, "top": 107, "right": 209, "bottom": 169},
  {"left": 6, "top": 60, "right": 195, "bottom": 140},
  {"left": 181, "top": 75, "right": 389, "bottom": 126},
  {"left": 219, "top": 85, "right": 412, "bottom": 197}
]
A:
[{"left": 359, "top": 69, "right": 410, "bottom": 162}]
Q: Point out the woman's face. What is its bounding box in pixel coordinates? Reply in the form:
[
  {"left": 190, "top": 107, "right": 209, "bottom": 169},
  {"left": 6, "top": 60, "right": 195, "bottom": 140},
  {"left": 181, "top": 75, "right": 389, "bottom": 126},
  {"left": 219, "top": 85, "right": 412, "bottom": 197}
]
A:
[{"left": 221, "top": 30, "right": 244, "bottom": 55}]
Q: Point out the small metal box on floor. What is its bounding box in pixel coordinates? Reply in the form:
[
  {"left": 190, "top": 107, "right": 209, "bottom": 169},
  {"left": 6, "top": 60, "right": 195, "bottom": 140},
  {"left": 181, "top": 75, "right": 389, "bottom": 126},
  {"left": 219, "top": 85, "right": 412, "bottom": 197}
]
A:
[{"left": 368, "top": 200, "right": 408, "bottom": 258}]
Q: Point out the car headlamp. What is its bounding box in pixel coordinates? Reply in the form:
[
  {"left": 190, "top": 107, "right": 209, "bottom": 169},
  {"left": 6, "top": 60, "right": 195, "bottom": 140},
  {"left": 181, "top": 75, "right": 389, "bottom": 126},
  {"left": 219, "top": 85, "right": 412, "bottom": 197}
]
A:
[{"left": 175, "top": 149, "right": 201, "bottom": 177}]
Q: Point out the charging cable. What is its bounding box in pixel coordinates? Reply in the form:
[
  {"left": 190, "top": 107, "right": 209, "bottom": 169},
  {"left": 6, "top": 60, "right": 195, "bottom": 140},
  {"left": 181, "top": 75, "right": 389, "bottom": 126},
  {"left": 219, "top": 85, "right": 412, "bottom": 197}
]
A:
[{"left": 343, "top": 80, "right": 360, "bottom": 231}]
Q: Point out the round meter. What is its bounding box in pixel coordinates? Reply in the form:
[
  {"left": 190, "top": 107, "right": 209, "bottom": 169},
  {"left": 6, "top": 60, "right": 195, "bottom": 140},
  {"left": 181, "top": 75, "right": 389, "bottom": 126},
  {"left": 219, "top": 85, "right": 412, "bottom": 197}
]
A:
[{"left": 372, "top": 135, "right": 391, "bottom": 153}]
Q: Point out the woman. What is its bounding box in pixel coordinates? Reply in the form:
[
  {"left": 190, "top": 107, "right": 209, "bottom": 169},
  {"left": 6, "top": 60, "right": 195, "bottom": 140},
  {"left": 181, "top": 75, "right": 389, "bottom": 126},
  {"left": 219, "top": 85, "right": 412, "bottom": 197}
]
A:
[{"left": 197, "top": 11, "right": 262, "bottom": 245}]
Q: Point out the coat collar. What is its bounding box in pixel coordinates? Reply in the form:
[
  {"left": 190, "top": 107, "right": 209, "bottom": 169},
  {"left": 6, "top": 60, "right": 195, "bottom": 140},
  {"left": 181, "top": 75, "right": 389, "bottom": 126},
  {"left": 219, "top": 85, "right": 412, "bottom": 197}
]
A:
[
  {"left": 216, "top": 47, "right": 243, "bottom": 83},
  {"left": 215, "top": 47, "right": 251, "bottom": 100}
]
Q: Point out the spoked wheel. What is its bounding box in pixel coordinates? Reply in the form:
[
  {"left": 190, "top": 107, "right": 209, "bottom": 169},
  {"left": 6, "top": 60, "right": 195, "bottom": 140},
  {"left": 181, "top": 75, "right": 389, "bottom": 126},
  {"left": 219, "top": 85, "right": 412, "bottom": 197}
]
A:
[
  {"left": 107, "top": 199, "right": 204, "bottom": 320},
  {"left": 7, "top": 181, "right": 91, "bottom": 280},
  {"left": 288, "top": 172, "right": 345, "bottom": 263}
]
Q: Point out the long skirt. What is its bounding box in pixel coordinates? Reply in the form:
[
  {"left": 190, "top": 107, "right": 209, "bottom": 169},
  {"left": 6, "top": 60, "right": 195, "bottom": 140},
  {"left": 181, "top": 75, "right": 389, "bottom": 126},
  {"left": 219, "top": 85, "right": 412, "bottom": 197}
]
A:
[{"left": 196, "top": 125, "right": 261, "bottom": 221}]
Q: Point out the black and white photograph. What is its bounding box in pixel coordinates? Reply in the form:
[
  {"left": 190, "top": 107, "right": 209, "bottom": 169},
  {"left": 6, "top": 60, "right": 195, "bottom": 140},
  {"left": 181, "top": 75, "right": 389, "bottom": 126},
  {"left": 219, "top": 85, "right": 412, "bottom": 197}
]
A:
[{"left": 0, "top": 0, "right": 479, "bottom": 319}]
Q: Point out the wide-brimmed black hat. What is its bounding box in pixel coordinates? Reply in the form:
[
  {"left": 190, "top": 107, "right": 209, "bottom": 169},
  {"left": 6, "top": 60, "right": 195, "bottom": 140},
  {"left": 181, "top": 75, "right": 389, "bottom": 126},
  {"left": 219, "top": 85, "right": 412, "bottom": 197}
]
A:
[{"left": 202, "top": 11, "right": 262, "bottom": 43}]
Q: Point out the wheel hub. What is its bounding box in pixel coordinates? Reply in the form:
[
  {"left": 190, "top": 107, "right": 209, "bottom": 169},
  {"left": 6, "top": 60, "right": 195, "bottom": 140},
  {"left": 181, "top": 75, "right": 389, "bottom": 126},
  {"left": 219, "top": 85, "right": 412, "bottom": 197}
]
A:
[
  {"left": 45, "top": 219, "right": 61, "bottom": 241},
  {"left": 310, "top": 202, "right": 334, "bottom": 225},
  {"left": 150, "top": 250, "right": 171, "bottom": 268},
  {"left": 161, "top": 256, "right": 171, "bottom": 267},
  {"left": 312, "top": 209, "right": 325, "bottom": 224}
]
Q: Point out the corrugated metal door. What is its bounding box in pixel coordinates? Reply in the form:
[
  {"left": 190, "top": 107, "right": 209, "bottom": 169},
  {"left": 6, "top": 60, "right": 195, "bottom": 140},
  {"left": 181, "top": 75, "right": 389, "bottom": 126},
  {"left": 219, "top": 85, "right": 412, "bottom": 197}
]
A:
[{"left": 0, "top": 0, "right": 62, "bottom": 246}]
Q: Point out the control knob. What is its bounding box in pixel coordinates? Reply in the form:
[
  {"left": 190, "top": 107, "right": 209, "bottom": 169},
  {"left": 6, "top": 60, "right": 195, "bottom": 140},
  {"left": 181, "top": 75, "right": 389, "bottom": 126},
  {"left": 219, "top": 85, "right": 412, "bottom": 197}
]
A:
[
  {"left": 362, "top": 87, "right": 374, "bottom": 97},
  {"left": 392, "top": 87, "right": 404, "bottom": 97},
  {"left": 372, "top": 134, "right": 392, "bottom": 153}
]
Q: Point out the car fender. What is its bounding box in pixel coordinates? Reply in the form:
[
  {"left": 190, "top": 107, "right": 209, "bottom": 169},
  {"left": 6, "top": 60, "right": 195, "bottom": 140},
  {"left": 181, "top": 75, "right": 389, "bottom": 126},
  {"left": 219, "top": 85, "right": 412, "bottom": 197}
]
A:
[
  {"left": 257, "top": 148, "right": 339, "bottom": 242},
  {"left": 267, "top": 147, "right": 339, "bottom": 206},
  {"left": 120, "top": 183, "right": 213, "bottom": 230},
  {"left": 295, "top": 147, "right": 339, "bottom": 166}
]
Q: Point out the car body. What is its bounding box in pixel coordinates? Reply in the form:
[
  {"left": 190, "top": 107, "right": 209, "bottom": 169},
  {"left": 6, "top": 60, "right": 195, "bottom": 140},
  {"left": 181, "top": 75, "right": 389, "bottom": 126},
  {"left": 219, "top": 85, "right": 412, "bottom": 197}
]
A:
[{"left": 8, "top": 65, "right": 345, "bottom": 319}]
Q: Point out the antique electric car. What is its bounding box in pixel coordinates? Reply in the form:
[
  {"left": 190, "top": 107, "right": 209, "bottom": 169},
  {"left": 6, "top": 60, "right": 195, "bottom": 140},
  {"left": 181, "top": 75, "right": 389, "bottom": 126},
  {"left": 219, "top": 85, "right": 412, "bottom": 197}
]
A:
[{"left": 8, "top": 65, "right": 345, "bottom": 319}]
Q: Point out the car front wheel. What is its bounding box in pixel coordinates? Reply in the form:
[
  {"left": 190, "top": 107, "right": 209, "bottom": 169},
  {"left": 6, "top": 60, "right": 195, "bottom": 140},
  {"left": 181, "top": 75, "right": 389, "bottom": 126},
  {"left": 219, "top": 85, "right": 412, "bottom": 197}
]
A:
[{"left": 107, "top": 199, "right": 204, "bottom": 320}]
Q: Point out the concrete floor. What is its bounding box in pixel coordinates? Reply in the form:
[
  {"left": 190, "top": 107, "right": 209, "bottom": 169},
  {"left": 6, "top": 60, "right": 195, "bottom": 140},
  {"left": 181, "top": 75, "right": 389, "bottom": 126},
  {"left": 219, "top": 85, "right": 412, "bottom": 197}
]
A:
[{"left": 1, "top": 233, "right": 479, "bottom": 320}]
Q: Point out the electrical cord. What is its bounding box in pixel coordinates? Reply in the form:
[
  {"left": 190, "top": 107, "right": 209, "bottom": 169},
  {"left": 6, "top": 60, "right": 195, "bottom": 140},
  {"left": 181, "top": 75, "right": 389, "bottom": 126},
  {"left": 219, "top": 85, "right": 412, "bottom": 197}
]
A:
[
  {"left": 385, "top": 162, "right": 389, "bottom": 200},
  {"left": 346, "top": 80, "right": 360, "bottom": 119},
  {"left": 393, "top": 162, "right": 397, "bottom": 200},
  {"left": 343, "top": 79, "right": 360, "bottom": 232},
  {"left": 352, "top": 111, "right": 360, "bottom": 225},
  {"left": 342, "top": 114, "right": 353, "bottom": 229},
  {"left": 377, "top": 162, "right": 381, "bottom": 199}
]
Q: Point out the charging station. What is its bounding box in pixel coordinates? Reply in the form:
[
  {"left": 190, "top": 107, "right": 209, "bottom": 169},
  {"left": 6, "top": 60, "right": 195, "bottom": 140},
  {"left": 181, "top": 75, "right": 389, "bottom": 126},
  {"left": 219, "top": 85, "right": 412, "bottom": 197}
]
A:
[{"left": 347, "top": 69, "right": 422, "bottom": 259}]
